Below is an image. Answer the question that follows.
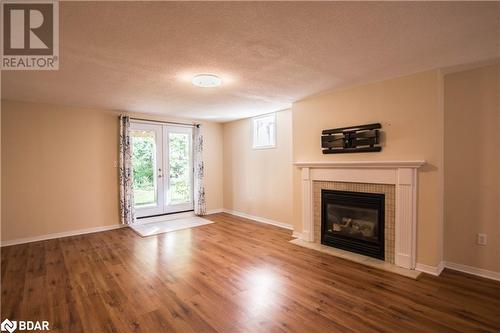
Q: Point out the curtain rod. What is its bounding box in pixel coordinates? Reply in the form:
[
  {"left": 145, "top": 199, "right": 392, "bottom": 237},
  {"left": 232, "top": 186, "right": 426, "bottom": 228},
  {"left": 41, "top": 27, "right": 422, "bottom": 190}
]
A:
[{"left": 129, "top": 117, "right": 199, "bottom": 127}]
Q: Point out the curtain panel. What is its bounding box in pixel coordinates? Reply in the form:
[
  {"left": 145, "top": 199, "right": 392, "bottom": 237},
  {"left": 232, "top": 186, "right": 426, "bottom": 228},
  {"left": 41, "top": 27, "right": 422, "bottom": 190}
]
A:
[
  {"left": 119, "top": 115, "right": 136, "bottom": 224},
  {"left": 193, "top": 124, "right": 207, "bottom": 215}
]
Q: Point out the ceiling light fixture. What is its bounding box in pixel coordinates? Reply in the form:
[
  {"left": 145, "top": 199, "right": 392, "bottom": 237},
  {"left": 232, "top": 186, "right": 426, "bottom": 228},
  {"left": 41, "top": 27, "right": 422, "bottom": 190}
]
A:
[{"left": 191, "top": 74, "right": 222, "bottom": 88}]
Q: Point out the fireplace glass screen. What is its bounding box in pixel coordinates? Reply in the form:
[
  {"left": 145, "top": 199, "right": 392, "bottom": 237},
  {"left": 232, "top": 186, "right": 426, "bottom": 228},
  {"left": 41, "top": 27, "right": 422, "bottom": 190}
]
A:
[
  {"left": 321, "top": 190, "right": 385, "bottom": 260},
  {"left": 326, "top": 204, "right": 379, "bottom": 242}
]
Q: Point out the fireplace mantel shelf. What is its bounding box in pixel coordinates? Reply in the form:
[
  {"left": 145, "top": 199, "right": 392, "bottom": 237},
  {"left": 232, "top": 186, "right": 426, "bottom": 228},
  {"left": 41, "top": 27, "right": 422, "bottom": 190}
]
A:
[{"left": 294, "top": 160, "right": 426, "bottom": 169}]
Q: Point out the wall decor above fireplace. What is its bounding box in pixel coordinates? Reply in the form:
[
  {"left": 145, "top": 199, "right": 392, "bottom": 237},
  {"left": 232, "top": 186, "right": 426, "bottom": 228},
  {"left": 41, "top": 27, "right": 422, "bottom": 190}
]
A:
[{"left": 321, "top": 123, "right": 382, "bottom": 154}]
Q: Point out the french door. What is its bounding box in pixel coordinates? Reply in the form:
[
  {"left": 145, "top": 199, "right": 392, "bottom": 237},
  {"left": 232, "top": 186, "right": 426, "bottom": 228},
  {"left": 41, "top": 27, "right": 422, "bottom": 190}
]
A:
[{"left": 130, "top": 121, "right": 194, "bottom": 218}]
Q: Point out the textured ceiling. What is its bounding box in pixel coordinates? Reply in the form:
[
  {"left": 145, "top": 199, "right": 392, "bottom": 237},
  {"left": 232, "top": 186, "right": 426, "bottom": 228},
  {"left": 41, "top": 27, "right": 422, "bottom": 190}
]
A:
[{"left": 2, "top": 1, "right": 499, "bottom": 122}]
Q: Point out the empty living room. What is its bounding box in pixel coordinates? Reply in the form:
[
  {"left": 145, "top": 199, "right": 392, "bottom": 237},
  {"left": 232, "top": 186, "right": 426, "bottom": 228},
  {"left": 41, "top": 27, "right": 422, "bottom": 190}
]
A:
[{"left": 1, "top": 1, "right": 499, "bottom": 332}]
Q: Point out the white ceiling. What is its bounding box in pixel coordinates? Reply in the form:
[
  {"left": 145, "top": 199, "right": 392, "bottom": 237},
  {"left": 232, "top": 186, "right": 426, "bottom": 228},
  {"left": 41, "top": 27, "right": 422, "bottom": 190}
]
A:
[{"left": 2, "top": 2, "right": 499, "bottom": 122}]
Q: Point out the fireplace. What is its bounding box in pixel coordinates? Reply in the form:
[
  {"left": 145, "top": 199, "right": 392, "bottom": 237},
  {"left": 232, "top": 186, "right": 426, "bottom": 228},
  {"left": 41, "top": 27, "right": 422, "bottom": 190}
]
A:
[{"left": 321, "top": 189, "right": 385, "bottom": 260}]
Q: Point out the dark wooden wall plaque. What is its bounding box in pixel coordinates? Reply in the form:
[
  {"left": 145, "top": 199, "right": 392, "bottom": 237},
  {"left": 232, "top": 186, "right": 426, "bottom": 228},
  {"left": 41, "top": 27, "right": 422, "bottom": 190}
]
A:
[{"left": 321, "top": 123, "right": 382, "bottom": 154}]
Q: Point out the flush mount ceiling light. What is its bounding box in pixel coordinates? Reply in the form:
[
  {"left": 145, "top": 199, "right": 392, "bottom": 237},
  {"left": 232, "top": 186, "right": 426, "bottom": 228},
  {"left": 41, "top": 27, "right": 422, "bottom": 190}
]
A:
[{"left": 191, "top": 74, "right": 222, "bottom": 88}]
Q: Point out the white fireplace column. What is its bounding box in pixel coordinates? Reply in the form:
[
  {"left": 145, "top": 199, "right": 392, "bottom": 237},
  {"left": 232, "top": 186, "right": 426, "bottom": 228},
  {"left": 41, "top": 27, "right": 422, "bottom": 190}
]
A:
[{"left": 295, "top": 161, "right": 425, "bottom": 270}]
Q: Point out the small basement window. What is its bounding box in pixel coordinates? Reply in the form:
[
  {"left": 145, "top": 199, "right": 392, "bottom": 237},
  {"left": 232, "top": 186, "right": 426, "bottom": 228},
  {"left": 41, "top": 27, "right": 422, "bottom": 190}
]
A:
[{"left": 253, "top": 113, "right": 276, "bottom": 149}]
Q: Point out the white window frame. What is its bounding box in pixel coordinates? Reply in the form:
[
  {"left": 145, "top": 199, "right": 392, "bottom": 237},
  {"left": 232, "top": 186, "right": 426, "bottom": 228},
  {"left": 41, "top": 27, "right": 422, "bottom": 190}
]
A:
[{"left": 252, "top": 113, "right": 276, "bottom": 149}]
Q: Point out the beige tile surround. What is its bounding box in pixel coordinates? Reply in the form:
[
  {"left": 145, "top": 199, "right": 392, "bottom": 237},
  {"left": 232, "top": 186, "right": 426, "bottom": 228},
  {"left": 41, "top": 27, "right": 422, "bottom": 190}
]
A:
[{"left": 313, "top": 181, "right": 396, "bottom": 264}]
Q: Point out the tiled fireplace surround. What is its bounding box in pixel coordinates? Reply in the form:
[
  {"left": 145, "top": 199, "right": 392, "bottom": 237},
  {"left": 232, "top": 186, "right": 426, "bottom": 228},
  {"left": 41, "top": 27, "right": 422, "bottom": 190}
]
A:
[{"left": 295, "top": 161, "right": 425, "bottom": 270}]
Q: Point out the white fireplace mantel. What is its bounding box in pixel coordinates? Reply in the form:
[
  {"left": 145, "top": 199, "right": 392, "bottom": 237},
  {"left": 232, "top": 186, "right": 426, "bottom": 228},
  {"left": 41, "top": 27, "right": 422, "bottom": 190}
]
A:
[
  {"left": 294, "top": 160, "right": 425, "bottom": 270},
  {"left": 294, "top": 160, "right": 426, "bottom": 168}
]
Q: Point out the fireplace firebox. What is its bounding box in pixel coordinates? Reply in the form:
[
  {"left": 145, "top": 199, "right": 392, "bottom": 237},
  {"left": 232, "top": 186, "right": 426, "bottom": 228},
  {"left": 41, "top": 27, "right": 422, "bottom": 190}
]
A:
[{"left": 321, "top": 190, "right": 385, "bottom": 260}]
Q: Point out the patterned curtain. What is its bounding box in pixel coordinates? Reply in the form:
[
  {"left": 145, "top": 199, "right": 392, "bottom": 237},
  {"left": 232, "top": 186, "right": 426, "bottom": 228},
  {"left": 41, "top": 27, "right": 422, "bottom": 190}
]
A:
[
  {"left": 119, "top": 115, "right": 136, "bottom": 224},
  {"left": 193, "top": 124, "right": 206, "bottom": 215}
]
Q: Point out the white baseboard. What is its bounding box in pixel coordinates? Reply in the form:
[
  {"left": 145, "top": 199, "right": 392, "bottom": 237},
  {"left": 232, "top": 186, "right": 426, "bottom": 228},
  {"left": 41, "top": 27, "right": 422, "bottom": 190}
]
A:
[
  {"left": 416, "top": 261, "right": 445, "bottom": 276},
  {"left": 444, "top": 261, "right": 500, "bottom": 282},
  {"left": 206, "top": 208, "right": 224, "bottom": 215},
  {"left": 292, "top": 231, "right": 303, "bottom": 239},
  {"left": 415, "top": 260, "right": 500, "bottom": 281},
  {"left": 222, "top": 209, "right": 293, "bottom": 230},
  {"left": 1, "top": 224, "right": 126, "bottom": 247}
]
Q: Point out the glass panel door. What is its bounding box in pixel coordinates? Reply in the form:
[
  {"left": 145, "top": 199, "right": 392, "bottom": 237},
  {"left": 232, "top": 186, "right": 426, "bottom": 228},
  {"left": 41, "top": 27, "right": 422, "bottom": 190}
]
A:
[
  {"left": 131, "top": 121, "right": 194, "bottom": 218},
  {"left": 130, "top": 122, "right": 164, "bottom": 217},
  {"left": 164, "top": 126, "right": 193, "bottom": 213}
]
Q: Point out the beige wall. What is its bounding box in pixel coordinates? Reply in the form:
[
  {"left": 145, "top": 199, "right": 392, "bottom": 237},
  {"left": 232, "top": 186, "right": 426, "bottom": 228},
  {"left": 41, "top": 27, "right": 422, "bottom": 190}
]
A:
[
  {"left": 223, "top": 110, "right": 293, "bottom": 225},
  {"left": 292, "top": 70, "right": 444, "bottom": 267},
  {"left": 444, "top": 63, "right": 500, "bottom": 273},
  {"left": 1, "top": 101, "right": 119, "bottom": 241},
  {"left": 1, "top": 100, "right": 223, "bottom": 241}
]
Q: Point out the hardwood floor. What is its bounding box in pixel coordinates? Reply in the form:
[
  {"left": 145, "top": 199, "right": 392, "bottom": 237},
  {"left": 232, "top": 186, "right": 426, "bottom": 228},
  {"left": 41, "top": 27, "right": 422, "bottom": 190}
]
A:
[{"left": 2, "top": 213, "right": 500, "bottom": 333}]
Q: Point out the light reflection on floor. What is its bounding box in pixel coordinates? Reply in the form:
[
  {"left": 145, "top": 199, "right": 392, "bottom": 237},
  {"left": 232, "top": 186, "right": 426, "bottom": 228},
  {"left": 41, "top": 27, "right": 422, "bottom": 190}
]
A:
[
  {"left": 242, "top": 267, "right": 282, "bottom": 317},
  {"left": 159, "top": 230, "right": 194, "bottom": 270},
  {"left": 130, "top": 228, "right": 194, "bottom": 277}
]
